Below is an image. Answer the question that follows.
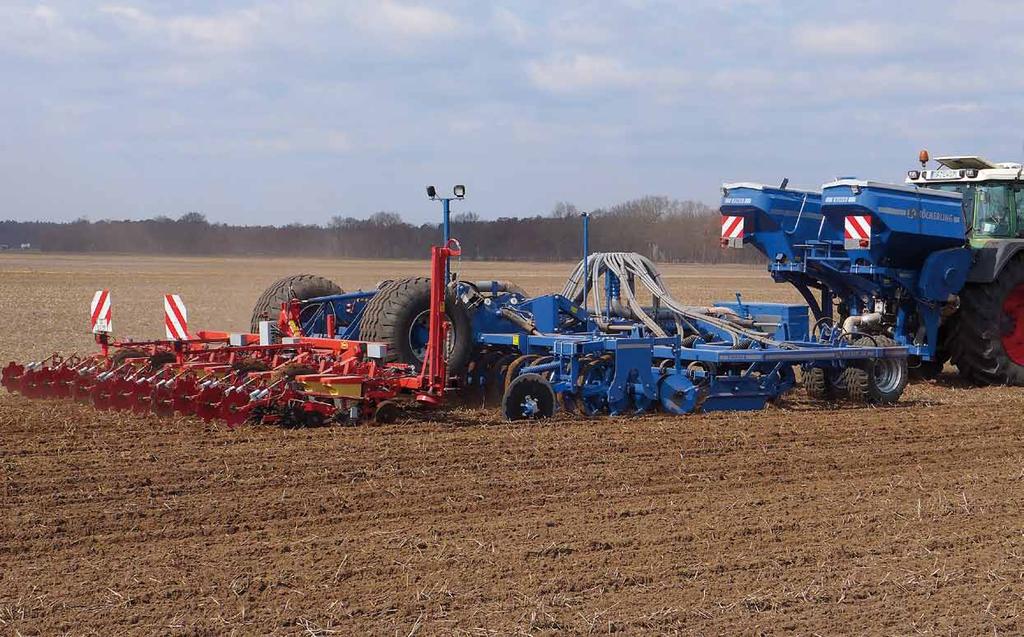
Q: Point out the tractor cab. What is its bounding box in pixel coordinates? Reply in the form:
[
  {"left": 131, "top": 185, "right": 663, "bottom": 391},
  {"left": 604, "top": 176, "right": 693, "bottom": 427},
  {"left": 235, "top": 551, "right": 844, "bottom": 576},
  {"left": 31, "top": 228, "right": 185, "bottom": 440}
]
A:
[{"left": 906, "top": 152, "right": 1024, "bottom": 245}]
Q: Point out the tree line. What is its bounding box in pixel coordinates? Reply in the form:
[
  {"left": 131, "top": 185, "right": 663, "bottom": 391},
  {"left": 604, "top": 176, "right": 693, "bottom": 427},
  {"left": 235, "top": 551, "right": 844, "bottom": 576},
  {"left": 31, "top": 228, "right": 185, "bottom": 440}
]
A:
[{"left": 0, "top": 196, "right": 762, "bottom": 264}]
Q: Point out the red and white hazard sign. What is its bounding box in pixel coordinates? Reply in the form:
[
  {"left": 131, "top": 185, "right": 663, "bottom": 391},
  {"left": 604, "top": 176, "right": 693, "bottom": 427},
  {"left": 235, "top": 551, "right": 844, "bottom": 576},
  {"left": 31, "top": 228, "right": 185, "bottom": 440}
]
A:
[
  {"left": 721, "top": 215, "right": 744, "bottom": 248},
  {"left": 164, "top": 294, "right": 189, "bottom": 341},
  {"left": 90, "top": 289, "right": 112, "bottom": 334},
  {"left": 844, "top": 215, "right": 871, "bottom": 249}
]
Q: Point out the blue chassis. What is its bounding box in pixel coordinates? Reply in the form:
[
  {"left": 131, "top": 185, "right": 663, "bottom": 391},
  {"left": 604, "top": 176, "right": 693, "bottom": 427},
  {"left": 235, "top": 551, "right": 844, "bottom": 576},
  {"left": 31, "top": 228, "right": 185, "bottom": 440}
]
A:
[
  {"left": 289, "top": 286, "right": 904, "bottom": 414},
  {"left": 721, "top": 181, "right": 971, "bottom": 362},
  {"left": 476, "top": 328, "right": 904, "bottom": 415}
]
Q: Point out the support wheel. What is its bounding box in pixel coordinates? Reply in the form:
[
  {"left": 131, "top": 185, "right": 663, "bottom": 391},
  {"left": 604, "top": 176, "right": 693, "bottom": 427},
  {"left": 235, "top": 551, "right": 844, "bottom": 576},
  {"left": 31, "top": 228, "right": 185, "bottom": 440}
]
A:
[
  {"left": 803, "top": 367, "right": 837, "bottom": 401},
  {"left": 250, "top": 274, "right": 344, "bottom": 341},
  {"left": 842, "top": 336, "right": 908, "bottom": 404},
  {"left": 502, "top": 373, "right": 556, "bottom": 421},
  {"left": 359, "top": 277, "right": 473, "bottom": 375},
  {"left": 373, "top": 400, "right": 401, "bottom": 425}
]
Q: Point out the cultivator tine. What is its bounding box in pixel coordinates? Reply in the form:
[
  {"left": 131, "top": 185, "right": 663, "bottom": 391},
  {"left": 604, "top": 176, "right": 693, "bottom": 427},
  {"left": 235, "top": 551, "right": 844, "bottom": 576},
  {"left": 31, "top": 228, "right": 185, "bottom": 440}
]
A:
[
  {"left": 219, "top": 390, "right": 252, "bottom": 428},
  {"left": 90, "top": 377, "right": 116, "bottom": 411},
  {"left": 71, "top": 369, "right": 99, "bottom": 402},
  {"left": 1, "top": 362, "right": 25, "bottom": 393},
  {"left": 172, "top": 377, "right": 200, "bottom": 416},
  {"left": 194, "top": 385, "right": 226, "bottom": 422},
  {"left": 21, "top": 359, "right": 67, "bottom": 399},
  {"left": 3, "top": 240, "right": 462, "bottom": 426}
]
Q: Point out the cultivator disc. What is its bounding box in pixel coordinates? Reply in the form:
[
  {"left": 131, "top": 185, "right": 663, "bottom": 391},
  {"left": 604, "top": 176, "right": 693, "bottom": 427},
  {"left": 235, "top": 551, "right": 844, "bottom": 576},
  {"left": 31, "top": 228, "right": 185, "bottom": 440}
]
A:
[{"left": 2, "top": 332, "right": 448, "bottom": 429}]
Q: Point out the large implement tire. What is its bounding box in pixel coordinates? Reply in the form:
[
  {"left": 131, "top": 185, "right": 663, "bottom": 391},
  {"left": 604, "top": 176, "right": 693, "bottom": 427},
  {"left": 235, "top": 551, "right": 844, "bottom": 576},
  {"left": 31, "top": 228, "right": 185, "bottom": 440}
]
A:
[
  {"left": 249, "top": 274, "right": 343, "bottom": 339},
  {"left": 359, "top": 277, "right": 472, "bottom": 374},
  {"left": 842, "top": 335, "right": 908, "bottom": 404},
  {"left": 950, "top": 258, "right": 1024, "bottom": 385}
]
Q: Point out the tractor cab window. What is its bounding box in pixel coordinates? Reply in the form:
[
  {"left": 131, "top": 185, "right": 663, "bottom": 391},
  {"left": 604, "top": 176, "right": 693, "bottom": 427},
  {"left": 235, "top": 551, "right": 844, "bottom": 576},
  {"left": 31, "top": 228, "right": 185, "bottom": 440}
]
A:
[
  {"left": 1016, "top": 187, "right": 1024, "bottom": 237},
  {"left": 974, "top": 184, "right": 1014, "bottom": 237}
]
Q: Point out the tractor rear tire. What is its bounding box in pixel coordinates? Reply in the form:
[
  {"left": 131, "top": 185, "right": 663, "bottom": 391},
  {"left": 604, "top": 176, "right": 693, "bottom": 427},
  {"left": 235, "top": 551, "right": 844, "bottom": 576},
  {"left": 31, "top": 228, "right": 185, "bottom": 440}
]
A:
[
  {"left": 950, "top": 258, "right": 1024, "bottom": 386},
  {"left": 842, "top": 335, "right": 908, "bottom": 404},
  {"left": 359, "top": 277, "right": 473, "bottom": 375},
  {"left": 249, "top": 274, "right": 344, "bottom": 338}
]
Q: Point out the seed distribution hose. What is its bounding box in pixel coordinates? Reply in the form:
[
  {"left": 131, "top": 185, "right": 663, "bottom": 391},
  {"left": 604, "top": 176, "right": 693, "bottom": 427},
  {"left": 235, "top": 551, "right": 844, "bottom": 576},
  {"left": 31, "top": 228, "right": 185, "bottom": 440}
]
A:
[{"left": 561, "top": 252, "right": 795, "bottom": 349}]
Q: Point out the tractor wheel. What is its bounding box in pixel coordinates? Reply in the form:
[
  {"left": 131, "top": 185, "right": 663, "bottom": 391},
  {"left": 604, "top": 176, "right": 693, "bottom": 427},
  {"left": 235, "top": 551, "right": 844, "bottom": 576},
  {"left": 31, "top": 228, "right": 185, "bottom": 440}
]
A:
[
  {"left": 842, "top": 336, "right": 908, "bottom": 404},
  {"left": 249, "top": 274, "right": 344, "bottom": 340},
  {"left": 950, "top": 258, "right": 1024, "bottom": 385},
  {"left": 359, "top": 277, "right": 472, "bottom": 375}
]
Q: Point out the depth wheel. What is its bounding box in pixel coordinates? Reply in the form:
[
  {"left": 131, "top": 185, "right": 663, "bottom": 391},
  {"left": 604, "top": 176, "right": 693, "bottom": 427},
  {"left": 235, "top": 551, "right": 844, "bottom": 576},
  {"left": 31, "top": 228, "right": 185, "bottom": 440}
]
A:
[
  {"left": 502, "top": 373, "right": 556, "bottom": 421},
  {"left": 373, "top": 400, "right": 401, "bottom": 425},
  {"left": 803, "top": 367, "right": 837, "bottom": 401},
  {"left": 842, "top": 335, "right": 908, "bottom": 404}
]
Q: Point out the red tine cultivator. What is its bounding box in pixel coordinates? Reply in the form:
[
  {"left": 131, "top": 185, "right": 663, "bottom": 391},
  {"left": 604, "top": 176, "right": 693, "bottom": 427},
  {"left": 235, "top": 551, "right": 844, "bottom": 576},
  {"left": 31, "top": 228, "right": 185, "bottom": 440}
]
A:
[{"left": 2, "top": 241, "right": 461, "bottom": 427}]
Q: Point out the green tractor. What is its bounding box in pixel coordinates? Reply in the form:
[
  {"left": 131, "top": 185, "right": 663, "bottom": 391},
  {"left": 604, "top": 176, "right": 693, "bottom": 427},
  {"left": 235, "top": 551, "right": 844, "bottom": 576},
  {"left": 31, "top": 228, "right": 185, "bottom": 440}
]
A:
[{"left": 907, "top": 151, "right": 1024, "bottom": 384}]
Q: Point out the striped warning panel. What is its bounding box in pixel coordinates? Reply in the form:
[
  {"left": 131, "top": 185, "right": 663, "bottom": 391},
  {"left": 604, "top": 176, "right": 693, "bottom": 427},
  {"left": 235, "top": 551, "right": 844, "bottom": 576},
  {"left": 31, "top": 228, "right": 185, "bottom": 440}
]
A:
[
  {"left": 90, "top": 289, "right": 112, "bottom": 334},
  {"left": 164, "top": 294, "right": 189, "bottom": 341},
  {"left": 721, "top": 215, "right": 744, "bottom": 248},
  {"left": 844, "top": 215, "right": 871, "bottom": 249}
]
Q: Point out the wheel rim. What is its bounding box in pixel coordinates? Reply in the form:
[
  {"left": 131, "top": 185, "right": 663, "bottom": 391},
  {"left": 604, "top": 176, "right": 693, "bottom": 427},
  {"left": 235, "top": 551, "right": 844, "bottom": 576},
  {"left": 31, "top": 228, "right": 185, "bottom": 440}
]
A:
[
  {"left": 871, "top": 358, "right": 903, "bottom": 394},
  {"left": 518, "top": 394, "right": 541, "bottom": 418},
  {"left": 408, "top": 310, "right": 454, "bottom": 363},
  {"left": 1001, "top": 284, "right": 1024, "bottom": 365}
]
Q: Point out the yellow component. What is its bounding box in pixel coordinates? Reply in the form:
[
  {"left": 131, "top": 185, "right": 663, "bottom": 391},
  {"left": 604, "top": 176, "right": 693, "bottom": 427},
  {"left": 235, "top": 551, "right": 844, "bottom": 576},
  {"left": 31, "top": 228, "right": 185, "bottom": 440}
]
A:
[
  {"left": 298, "top": 380, "right": 363, "bottom": 398},
  {"left": 512, "top": 334, "right": 520, "bottom": 346},
  {"left": 288, "top": 319, "right": 302, "bottom": 335},
  {"left": 570, "top": 305, "right": 578, "bottom": 313}
]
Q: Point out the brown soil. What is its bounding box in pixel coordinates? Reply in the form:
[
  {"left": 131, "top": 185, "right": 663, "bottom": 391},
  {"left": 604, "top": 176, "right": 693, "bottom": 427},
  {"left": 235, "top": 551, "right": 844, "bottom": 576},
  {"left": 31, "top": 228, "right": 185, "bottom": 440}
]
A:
[{"left": 2, "top": 254, "right": 1023, "bottom": 635}]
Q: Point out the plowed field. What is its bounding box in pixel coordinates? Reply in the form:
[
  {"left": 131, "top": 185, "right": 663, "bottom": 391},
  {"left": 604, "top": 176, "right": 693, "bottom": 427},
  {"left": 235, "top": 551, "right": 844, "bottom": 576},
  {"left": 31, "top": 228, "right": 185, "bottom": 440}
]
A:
[{"left": 2, "top": 254, "right": 1023, "bottom": 635}]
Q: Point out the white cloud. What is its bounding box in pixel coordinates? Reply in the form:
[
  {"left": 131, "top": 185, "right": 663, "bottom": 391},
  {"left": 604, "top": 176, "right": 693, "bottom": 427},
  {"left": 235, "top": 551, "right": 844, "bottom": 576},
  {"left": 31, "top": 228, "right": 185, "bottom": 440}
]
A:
[
  {"left": 793, "top": 21, "right": 894, "bottom": 56},
  {"left": 100, "top": 4, "right": 264, "bottom": 53},
  {"left": 926, "top": 102, "right": 984, "bottom": 114},
  {"left": 0, "top": 4, "right": 105, "bottom": 59},
  {"left": 353, "top": 0, "right": 460, "bottom": 38},
  {"left": 527, "top": 54, "right": 687, "bottom": 93},
  {"left": 172, "top": 128, "right": 353, "bottom": 156},
  {"left": 492, "top": 7, "right": 530, "bottom": 44}
]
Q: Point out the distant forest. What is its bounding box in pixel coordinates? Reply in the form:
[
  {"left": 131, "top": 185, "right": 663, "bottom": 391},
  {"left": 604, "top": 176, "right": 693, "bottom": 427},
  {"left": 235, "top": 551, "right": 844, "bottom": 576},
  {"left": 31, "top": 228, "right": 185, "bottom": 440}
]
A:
[{"left": 0, "top": 196, "right": 761, "bottom": 264}]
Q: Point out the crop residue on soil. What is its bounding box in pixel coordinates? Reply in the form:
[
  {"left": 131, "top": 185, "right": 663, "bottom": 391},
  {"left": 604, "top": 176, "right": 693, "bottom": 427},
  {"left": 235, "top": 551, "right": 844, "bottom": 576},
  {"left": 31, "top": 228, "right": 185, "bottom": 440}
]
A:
[{"left": 2, "top": 253, "right": 1023, "bottom": 634}]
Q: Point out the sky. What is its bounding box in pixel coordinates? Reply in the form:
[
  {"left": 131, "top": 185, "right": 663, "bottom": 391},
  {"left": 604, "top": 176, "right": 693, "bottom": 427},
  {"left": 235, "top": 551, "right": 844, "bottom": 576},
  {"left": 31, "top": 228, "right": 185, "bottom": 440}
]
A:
[{"left": 1, "top": 0, "right": 1022, "bottom": 225}]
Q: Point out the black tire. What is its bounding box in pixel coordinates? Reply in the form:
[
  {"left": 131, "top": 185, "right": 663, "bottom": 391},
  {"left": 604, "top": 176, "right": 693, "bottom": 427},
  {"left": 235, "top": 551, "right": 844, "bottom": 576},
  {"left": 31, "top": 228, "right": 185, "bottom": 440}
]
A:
[
  {"left": 804, "top": 367, "right": 837, "bottom": 401},
  {"left": 909, "top": 359, "right": 943, "bottom": 381},
  {"left": 372, "top": 400, "right": 401, "bottom": 425},
  {"left": 249, "top": 274, "right": 344, "bottom": 338},
  {"left": 842, "top": 336, "right": 908, "bottom": 404},
  {"left": 950, "top": 258, "right": 1024, "bottom": 385},
  {"left": 232, "top": 358, "right": 270, "bottom": 377},
  {"left": 359, "top": 277, "right": 473, "bottom": 375},
  {"left": 111, "top": 348, "right": 147, "bottom": 367},
  {"left": 149, "top": 351, "right": 177, "bottom": 370},
  {"left": 502, "top": 373, "right": 556, "bottom": 421}
]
